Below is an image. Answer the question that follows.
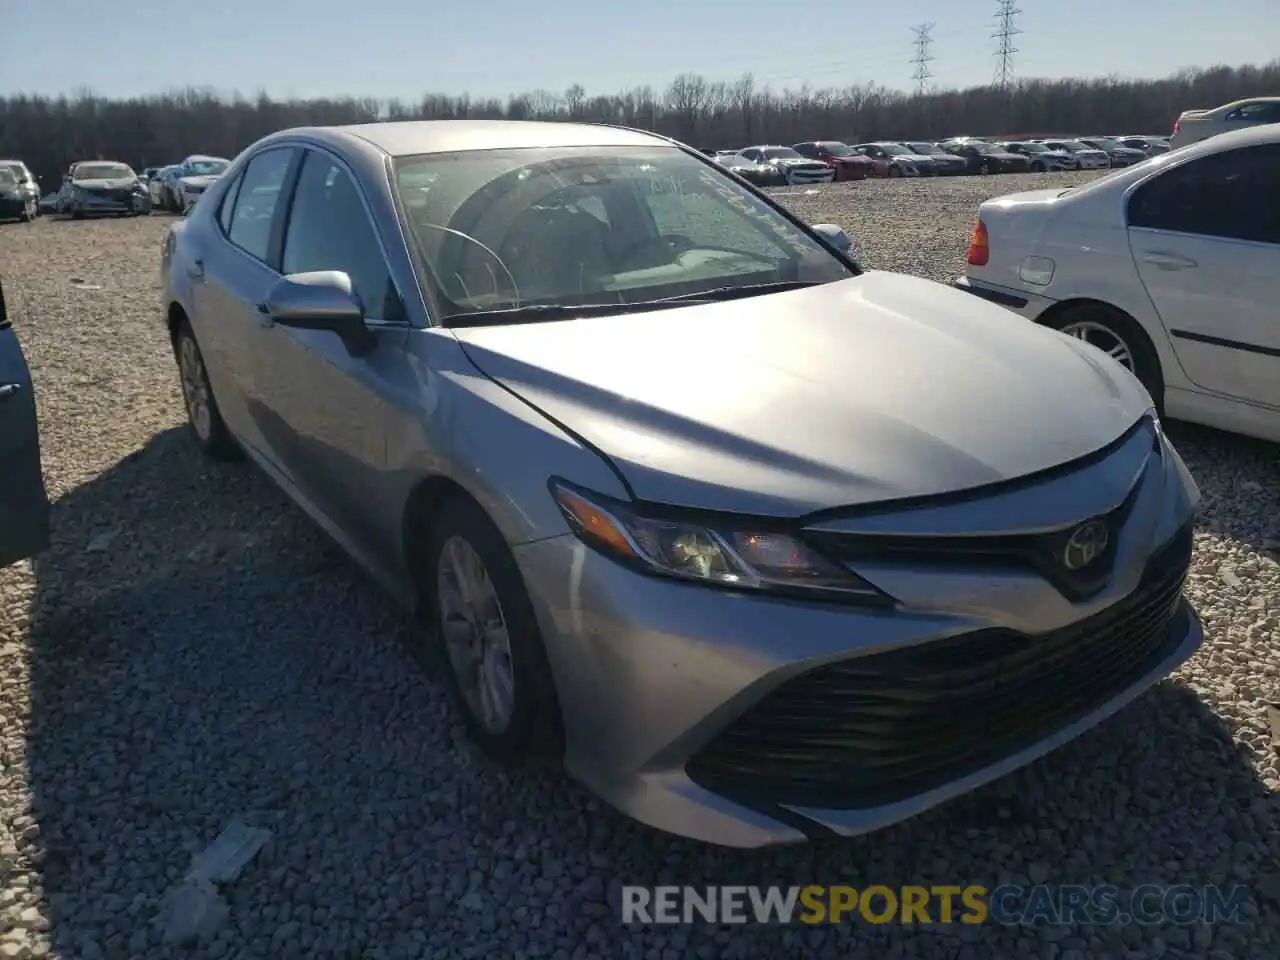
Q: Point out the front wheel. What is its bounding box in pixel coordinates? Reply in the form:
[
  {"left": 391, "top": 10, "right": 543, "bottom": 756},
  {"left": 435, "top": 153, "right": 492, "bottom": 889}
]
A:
[
  {"left": 1045, "top": 304, "right": 1164, "bottom": 412},
  {"left": 419, "top": 497, "right": 563, "bottom": 767},
  {"left": 1031, "top": 160, "right": 1046, "bottom": 172},
  {"left": 887, "top": 165, "right": 901, "bottom": 178}
]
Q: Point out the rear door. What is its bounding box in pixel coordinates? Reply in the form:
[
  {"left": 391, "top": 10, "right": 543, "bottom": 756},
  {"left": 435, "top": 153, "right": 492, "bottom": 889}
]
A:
[
  {"left": 0, "top": 282, "right": 50, "bottom": 567},
  {"left": 1127, "top": 142, "right": 1280, "bottom": 408}
]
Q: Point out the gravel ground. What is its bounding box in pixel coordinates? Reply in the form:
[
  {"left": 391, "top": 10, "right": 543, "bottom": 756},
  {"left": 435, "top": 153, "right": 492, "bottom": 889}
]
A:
[{"left": 0, "top": 171, "right": 1278, "bottom": 959}]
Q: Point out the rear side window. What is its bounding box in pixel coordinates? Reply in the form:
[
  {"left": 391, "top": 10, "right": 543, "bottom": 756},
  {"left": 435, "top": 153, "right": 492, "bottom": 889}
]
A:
[
  {"left": 217, "top": 174, "right": 243, "bottom": 235},
  {"left": 225, "top": 147, "right": 294, "bottom": 263},
  {"left": 1127, "top": 144, "right": 1280, "bottom": 245}
]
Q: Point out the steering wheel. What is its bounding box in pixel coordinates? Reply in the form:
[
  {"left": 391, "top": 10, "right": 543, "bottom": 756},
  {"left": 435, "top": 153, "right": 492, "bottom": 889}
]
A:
[
  {"left": 614, "top": 234, "right": 697, "bottom": 271},
  {"left": 414, "top": 222, "right": 522, "bottom": 307}
]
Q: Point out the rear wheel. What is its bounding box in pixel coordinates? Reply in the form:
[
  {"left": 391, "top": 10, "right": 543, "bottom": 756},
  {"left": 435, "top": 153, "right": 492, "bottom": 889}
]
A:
[
  {"left": 1031, "top": 160, "right": 1046, "bottom": 172},
  {"left": 174, "top": 319, "right": 241, "bottom": 460},
  {"left": 1044, "top": 303, "right": 1164, "bottom": 412}
]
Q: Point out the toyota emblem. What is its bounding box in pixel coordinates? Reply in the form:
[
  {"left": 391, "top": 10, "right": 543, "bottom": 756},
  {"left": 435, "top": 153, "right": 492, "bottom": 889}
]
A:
[{"left": 1063, "top": 520, "right": 1110, "bottom": 571}]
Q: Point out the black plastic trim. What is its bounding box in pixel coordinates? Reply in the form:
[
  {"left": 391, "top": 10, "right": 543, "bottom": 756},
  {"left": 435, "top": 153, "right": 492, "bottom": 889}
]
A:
[{"left": 1170, "top": 329, "right": 1280, "bottom": 359}]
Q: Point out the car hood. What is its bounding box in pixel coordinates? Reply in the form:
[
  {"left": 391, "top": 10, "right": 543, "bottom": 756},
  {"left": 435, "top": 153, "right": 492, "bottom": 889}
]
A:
[
  {"left": 888, "top": 154, "right": 922, "bottom": 164},
  {"left": 452, "top": 272, "right": 1150, "bottom": 517},
  {"left": 769, "top": 157, "right": 826, "bottom": 166},
  {"left": 179, "top": 174, "right": 220, "bottom": 188},
  {"left": 988, "top": 152, "right": 1024, "bottom": 161},
  {"left": 72, "top": 177, "right": 137, "bottom": 189},
  {"left": 1072, "top": 149, "right": 1108, "bottom": 157}
]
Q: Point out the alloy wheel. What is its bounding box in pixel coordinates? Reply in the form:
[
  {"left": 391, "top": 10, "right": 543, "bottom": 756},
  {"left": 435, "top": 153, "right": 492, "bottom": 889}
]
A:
[
  {"left": 437, "top": 535, "right": 516, "bottom": 734},
  {"left": 1059, "top": 320, "right": 1134, "bottom": 372},
  {"left": 178, "top": 335, "right": 214, "bottom": 441}
]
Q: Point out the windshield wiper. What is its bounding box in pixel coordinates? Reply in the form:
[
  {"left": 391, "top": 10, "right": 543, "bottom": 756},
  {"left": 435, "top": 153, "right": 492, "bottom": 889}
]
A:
[
  {"left": 645, "top": 279, "right": 826, "bottom": 304},
  {"left": 441, "top": 300, "right": 692, "bottom": 328},
  {"left": 440, "top": 280, "right": 827, "bottom": 327}
]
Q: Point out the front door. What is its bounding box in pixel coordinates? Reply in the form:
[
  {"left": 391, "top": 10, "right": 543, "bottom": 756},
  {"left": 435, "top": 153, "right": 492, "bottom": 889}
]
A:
[
  {"left": 0, "top": 288, "right": 49, "bottom": 568},
  {"left": 1127, "top": 142, "right": 1280, "bottom": 409},
  {"left": 248, "top": 148, "right": 410, "bottom": 566}
]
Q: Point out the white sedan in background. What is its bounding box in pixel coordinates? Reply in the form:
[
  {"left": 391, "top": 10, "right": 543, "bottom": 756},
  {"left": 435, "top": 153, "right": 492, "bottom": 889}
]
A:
[{"left": 954, "top": 123, "right": 1280, "bottom": 443}]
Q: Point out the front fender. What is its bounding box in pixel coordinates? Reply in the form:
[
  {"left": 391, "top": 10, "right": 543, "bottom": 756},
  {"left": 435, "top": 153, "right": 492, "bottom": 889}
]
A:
[{"left": 385, "top": 329, "right": 630, "bottom": 549}]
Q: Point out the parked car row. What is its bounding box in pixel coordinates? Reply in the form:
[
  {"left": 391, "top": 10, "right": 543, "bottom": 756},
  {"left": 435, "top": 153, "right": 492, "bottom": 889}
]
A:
[
  {"left": 706, "top": 133, "right": 1172, "bottom": 185},
  {"left": 146, "top": 155, "right": 232, "bottom": 213}
]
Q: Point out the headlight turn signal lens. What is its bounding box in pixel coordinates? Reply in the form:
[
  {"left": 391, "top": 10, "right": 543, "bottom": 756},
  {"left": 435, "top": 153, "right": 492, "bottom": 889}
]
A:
[{"left": 550, "top": 480, "right": 892, "bottom": 604}]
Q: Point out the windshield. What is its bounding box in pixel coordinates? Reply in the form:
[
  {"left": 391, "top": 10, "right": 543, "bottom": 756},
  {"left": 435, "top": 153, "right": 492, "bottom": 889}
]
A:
[
  {"left": 1062, "top": 141, "right": 1093, "bottom": 152},
  {"left": 822, "top": 143, "right": 858, "bottom": 157},
  {"left": 75, "top": 163, "right": 134, "bottom": 180},
  {"left": 392, "top": 145, "right": 856, "bottom": 321},
  {"left": 965, "top": 142, "right": 999, "bottom": 155},
  {"left": 0, "top": 170, "right": 16, "bottom": 187},
  {"left": 0, "top": 163, "right": 25, "bottom": 180},
  {"left": 1085, "top": 138, "right": 1122, "bottom": 151},
  {"left": 876, "top": 143, "right": 911, "bottom": 155},
  {"left": 906, "top": 143, "right": 945, "bottom": 155},
  {"left": 185, "top": 159, "right": 229, "bottom": 176},
  {"left": 1012, "top": 142, "right": 1046, "bottom": 153},
  {"left": 761, "top": 147, "right": 802, "bottom": 160}
]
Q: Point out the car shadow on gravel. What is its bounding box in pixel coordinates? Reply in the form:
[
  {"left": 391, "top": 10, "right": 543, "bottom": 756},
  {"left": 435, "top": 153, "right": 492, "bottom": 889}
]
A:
[
  {"left": 18, "top": 426, "right": 1279, "bottom": 958},
  {"left": 1166, "top": 420, "right": 1280, "bottom": 552}
]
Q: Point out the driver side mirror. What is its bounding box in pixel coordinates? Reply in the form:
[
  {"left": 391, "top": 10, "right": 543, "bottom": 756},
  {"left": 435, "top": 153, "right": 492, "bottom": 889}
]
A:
[
  {"left": 812, "top": 223, "right": 854, "bottom": 256},
  {"left": 261, "top": 271, "right": 376, "bottom": 356}
]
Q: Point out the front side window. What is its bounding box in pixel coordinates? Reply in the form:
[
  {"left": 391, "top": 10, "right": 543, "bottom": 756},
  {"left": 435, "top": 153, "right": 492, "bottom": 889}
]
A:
[
  {"left": 225, "top": 148, "right": 294, "bottom": 263},
  {"left": 1127, "top": 144, "right": 1280, "bottom": 245},
  {"left": 282, "top": 152, "right": 396, "bottom": 321},
  {"left": 392, "top": 145, "right": 856, "bottom": 320}
]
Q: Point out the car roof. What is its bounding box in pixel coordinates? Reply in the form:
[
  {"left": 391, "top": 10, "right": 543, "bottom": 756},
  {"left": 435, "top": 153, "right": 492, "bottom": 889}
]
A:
[
  {"left": 1174, "top": 121, "right": 1280, "bottom": 154},
  {"left": 267, "top": 120, "right": 671, "bottom": 158}
]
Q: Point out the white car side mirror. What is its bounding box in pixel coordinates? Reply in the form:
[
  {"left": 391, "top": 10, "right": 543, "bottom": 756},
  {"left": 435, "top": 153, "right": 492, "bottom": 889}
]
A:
[{"left": 812, "top": 223, "right": 853, "bottom": 255}]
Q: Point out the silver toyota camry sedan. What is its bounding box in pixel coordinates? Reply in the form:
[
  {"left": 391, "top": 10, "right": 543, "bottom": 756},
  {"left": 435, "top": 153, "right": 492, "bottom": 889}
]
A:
[{"left": 161, "top": 120, "right": 1203, "bottom": 848}]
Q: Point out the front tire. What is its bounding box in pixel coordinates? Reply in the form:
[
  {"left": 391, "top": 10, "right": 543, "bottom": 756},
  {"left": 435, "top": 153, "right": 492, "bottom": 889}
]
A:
[
  {"left": 419, "top": 497, "right": 563, "bottom": 767},
  {"left": 1044, "top": 303, "right": 1164, "bottom": 413},
  {"left": 174, "top": 319, "right": 241, "bottom": 460}
]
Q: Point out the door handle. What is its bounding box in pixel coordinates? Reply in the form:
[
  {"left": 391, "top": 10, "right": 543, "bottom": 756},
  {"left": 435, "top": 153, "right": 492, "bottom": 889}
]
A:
[
  {"left": 187, "top": 259, "right": 204, "bottom": 280},
  {"left": 1140, "top": 250, "right": 1198, "bottom": 271},
  {"left": 0, "top": 383, "right": 20, "bottom": 402}
]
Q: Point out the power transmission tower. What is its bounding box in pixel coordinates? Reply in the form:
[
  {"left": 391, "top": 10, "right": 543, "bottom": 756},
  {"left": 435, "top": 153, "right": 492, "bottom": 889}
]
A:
[
  {"left": 910, "top": 23, "right": 935, "bottom": 97},
  {"left": 992, "top": 0, "right": 1022, "bottom": 89}
]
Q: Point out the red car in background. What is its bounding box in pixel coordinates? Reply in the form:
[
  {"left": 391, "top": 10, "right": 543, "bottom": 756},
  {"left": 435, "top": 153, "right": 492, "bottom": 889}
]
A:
[{"left": 792, "top": 141, "right": 883, "bottom": 180}]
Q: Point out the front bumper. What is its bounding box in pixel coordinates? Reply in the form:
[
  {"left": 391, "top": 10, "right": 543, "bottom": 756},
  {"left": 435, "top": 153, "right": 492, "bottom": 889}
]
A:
[
  {"left": 71, "top": 191, "right": 150, "bottom": 214},
  {"left": 515, "top": 421, "right": 1201, "bottom": 847},
  {"left": 1076, "top": 156, "right": 1111, "bottom": 169},
  {"left": 0, "top": 196, "right": 28, "bottom": 217}
]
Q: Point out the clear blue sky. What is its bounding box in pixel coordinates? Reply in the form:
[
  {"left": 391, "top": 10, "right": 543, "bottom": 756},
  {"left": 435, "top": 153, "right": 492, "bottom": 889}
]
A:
[{"left": 2, "top": 0, "right": 1276, "bottom": 102}]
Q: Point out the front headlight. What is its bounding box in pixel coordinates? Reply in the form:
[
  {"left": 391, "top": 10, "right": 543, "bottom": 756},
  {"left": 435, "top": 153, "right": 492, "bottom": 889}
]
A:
[{"left": 549, "top": 480, "right": 892, "bottom": 604}]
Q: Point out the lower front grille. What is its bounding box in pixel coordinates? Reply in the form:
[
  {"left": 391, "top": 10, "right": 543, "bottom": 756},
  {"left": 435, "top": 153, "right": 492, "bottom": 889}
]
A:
[{"left": 687, "top": 523, "right": 1194, "bottom": 811}]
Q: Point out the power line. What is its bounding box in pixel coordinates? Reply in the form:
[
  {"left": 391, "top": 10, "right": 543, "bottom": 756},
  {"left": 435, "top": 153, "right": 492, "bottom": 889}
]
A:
[
  {"left": 992, "top": 0, "right": 1022, "bottom": 89},
  {"left": 910, "top": 23, "right": 936, "bottom": 96}
]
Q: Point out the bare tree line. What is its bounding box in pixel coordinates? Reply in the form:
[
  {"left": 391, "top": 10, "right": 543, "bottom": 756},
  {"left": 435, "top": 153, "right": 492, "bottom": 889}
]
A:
[{"left": 0, "top": 61, "right": 1275, "bottom": 190}]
